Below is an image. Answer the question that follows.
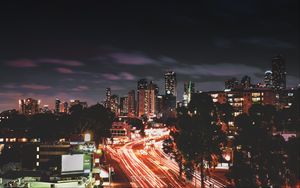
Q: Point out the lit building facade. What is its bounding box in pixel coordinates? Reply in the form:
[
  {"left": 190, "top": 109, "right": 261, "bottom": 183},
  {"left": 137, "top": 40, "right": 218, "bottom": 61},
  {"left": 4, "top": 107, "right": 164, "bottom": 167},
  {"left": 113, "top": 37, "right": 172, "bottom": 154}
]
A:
[
  {"left": 105, "top": 88, "right": 111, "bottom": 109},
  {"left": 59, "top": 101, "right": 69, "bottom": 113},
  {"left": 272, "top": 55, "right": 286, "bottom": 90},
  {"left": 19, "top": 98, "right": 40, "bottom": 115},
  {"left": 137, "top": 79, "right": 148, "bottom": 117},
  {"left": 241, "top": 75, "right": 251, "bottom": 89},
  {"left": 69, "top": 100, "right": 88, "bottom": 108},
  {"left": 110, "top": 95, "right": 119, "bottom": 115},
  {"left": 120, "top": 96, "right": 128, "bottom": 116},
  {"left": 164, "top": 71, "right": 177, "bottom": 96},
  {"left": 183, "top": 81, "right": 195, "bottom": 107},
  {"left": 55, "top": 98, "right": 61, "bottom": 113},
  {"left": 264, "top": 70, "right": 273, "bottom": 88},
  {"left": 207, "top": 88, "right": 295, "bottom": 116},
  {"left": 127, "top": 90, "right": 136, "bottom": 117},
  {"left": 136, "top": 79, "right": 158, "bottom": 117},
  {"left": 225, "top": 77, "right": 239, "bottom": 90}
]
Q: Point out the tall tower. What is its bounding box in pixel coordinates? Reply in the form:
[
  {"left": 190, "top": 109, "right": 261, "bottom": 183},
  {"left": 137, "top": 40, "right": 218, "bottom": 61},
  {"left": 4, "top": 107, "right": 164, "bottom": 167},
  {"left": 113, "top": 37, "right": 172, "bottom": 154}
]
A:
[
  {"left": 183, "top": 81, "right": 195, "bottom": 106},
  {"left": 164, "top": 71, "right": 177, "bottom": 96},
  {"left": 136, "top": 79, "right": 158, "bottom": 117},
  {"left": 137, "top": 79, "right": 148, "bottom": 117},
  {"left": 272, "top": 55, "right": 286, "bottom": 90},
  {"left": 264, "top": 70, "right": 273, "bottom": 88},
  {"left": 128, "top": 90, "right": 136, "bottom": 117},
  {"left": 105, "top": 88, "right": 111, "bottom": 108},
  {"left": 120, "top": 96, "right": 128, "bottom": 116},
  {"left": 147, "top": 81, "right": 158, "bottom": 117},
  {"left": 55, "top": 98, "right": 61, "bottom": 113}
]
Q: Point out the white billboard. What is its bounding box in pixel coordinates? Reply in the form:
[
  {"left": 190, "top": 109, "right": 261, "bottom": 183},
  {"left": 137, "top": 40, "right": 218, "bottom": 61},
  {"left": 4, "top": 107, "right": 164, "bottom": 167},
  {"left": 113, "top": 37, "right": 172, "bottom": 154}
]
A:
[{"left": 61, "top": 154, "right": 84, "bottom": 174}]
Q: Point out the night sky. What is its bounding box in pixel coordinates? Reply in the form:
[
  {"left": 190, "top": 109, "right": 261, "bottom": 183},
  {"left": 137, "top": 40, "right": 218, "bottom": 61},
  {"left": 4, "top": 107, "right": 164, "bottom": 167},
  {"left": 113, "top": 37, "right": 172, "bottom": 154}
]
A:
[{"left": 0, "top": 1, "right": 299, "bottom": 111}]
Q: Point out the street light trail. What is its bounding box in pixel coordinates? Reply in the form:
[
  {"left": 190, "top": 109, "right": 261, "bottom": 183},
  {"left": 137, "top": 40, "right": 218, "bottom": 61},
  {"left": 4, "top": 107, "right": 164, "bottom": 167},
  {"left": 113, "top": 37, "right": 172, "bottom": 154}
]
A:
[
  {"left": 108, "top": 138, "right": 168, "bottom": 187},
  {"left": 153, "top": 141, "right": 227, "bottom": 188}
]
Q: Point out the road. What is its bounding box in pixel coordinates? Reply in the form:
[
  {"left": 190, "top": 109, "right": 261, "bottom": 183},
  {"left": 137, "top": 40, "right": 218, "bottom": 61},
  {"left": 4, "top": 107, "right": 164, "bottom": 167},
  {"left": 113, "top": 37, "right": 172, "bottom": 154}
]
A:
[{"left": 107, "top": 136, "right": 228, "bottom": 188}]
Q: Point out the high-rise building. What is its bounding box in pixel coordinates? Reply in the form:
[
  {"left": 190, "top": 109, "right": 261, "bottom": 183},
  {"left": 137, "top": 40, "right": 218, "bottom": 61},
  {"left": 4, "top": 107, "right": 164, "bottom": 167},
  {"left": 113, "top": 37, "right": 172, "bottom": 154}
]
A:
[
  {"left": 225, "top": 77, "right": 239, "bottom": 90},
  {"left": 55, "top": 98, "right": 61, "bottom": 113},
  {"left": 147, "top": 81, "right": 157, "bottom": 117},
  {"left": 183, "top": 81, "right": 195, "bottom": 106},
  {"left": 105, "top": 88, "right": 111, "bottom": 108},
  {"left": 136, "top": 79, "right": 157, "bottom": 117},
  {"left": 110, "top": 95, "right": 119, "bottom": 115},
  {"left": 164, "top": 71, "right": 177, "bottom": 96},
  {"left": 241, "top": 75, "right": 251, "bottom": 89},
  {"left": 264, "top": 70, "right": 273, "bottom": 88},
  {"left": 120, "top": 96, "right": 128, "bottom": 116},
  {"left": 59, "top": 102, "right": 69, "bottom": 113},
  {"left": 137, "top": 79, "right": 148, "bottom": 117},
  {"left": 19, "top": 98, "right": 40, "bottom": 115},
  {"left": 272, "top": 55, "right": 286, "bottom": 90},
  {"left": 128, "top": 90, "right": 136, "bottom": 117}
]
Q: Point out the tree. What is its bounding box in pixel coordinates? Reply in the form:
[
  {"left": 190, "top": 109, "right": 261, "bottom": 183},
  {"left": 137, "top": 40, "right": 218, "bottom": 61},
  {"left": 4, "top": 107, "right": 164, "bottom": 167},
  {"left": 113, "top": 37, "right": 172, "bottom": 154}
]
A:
[
  {"left": 162, "top": 135, "right": 184, "bottom": 177},
  {"left": 72, "top": 104, "right": 114, "bottom": 145},
  {"left": 215, "top": 102, "right": 234, "bottom": 124},
  {"left": 228, "top": 110, "right": 298, "bottom": 187},
  {"left": 173, "top": 93, "right": 226, "bottom": 187},
  {"left": 127, "top": 118, "right": 145, "bottom": 137}
]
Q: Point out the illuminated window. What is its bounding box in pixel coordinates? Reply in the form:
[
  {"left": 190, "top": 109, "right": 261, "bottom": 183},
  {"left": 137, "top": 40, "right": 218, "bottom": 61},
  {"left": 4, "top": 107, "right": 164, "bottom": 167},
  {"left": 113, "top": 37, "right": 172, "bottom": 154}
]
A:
[
  {"left": 251, "top": 93, "right": 261, "bottom": 97},
  {"left": 36, "top": 162, "right": 39, "bottom": 166},
  {"left": 252, "top": 97, "right": 261, "bottom": 102},
  {"left": 36, "top": 155, "right": 39, "bottom": 159},
  {"left": 36, "top": 147, "right": 39, "bottom": 152}
]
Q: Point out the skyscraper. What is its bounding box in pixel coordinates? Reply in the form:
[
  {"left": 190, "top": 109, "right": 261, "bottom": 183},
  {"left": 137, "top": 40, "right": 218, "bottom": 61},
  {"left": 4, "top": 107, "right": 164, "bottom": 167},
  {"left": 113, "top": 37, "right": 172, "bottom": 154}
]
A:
[
  {"left": 225, "top": 77, "right": 239, "bottom": 90},
  {"left": 110, "top": 95, "right": 119, "bottom": 115},
  {"left": 147, "top": 81, "right": 157, "bottom": 117},
  {"left": 264, "top": 70, "right": 273, "bottom": 88},
  {"left": 136, "top": 79, "right": 157, "bottom": 117},
  {"left": 241, "top": 75, "right": 251, "bottom": 89},
  {"left": 55, "top": 98, "right": 61, "bottom": 113},
  {"left": 137, "top": 79, "right": 148, "bottom": 117},
  {"left": 128, "top": 90, "right": 136, "bottom": 117},
  {"left": 19, "top": 98, "right": 40, "bottom": 115},
  {"left": 105, "top": 88, "right": 111, "bottom": 108},
  {"left": 164, "top": 71, "right": 177, "bottom": 96},
  {"left": 183, "top": 81, "right": 195, "bottom": 106},
  {"left": 120, "top": 96, "right": 128, "bottom": 116},
  {"left": 59, "top": 101, "right": 69, "bottom": 113},
  {"left": 272, "top": 55, "right": 286, "bottom": 90}
]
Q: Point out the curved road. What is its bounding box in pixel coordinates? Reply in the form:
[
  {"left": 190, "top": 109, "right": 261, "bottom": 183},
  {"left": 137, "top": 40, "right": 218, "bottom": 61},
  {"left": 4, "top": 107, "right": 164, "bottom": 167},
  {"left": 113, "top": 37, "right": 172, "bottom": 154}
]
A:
[{"left": 107, "top": 137, "right": 227, "bottom": 188}]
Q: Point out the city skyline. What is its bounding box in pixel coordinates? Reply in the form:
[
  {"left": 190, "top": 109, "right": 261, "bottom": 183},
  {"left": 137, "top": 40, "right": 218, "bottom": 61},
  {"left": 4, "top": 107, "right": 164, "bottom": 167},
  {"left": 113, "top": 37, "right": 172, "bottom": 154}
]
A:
[{"left": 0, "top": 1, "right": 299, "bottom": 111}]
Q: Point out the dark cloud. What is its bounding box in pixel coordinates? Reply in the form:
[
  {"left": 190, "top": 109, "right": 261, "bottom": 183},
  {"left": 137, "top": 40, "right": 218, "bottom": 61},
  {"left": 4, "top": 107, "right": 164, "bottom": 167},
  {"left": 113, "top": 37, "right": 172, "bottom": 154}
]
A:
[
  {"left": 109, "top": 52, "right": 156, "bottom": 65},
  {"left": 5, "top": 59, "right": 37, "bottom": 68},
  {"left": 0, "top": 1, "right": 299, "bottom": 111},
  {"left": 38, "top": 59, "right": 84, "bottom": 66},
  {"left": 21, "top": 84, "right": 52, "bottom": 90},
  {"left": 55, "top": 67, "right": 75, "bottom": 74},
  {"left": 240, "top": 37, "right": 296, "bottom": 49}
]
